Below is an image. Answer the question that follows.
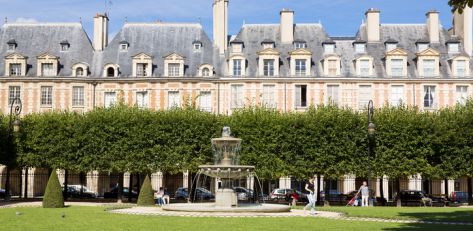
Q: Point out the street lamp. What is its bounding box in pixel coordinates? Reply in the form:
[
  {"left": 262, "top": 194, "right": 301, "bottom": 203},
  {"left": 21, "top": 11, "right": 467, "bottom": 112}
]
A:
[
  {"left": 3, "top": 97, "right": 22, "bottom": 201},
  {"left": 367, "top": 100, "right": 375, "bottom": 206}
]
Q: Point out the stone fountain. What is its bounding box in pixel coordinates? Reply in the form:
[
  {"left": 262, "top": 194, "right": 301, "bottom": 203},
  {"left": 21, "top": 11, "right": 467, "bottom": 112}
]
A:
[{"left": 163, "top": 127, "right": 290, "bottom": 213}]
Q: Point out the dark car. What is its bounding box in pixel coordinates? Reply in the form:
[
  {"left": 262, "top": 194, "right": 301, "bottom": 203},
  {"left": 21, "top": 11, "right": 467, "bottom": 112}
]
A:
[
  {"left": 395, "top": 190, "right": 432, "bottom": 206},
  {"left": 175, "top": 187, "right": 215, "bottom": 201},
  {"left": 450, "top": 191, "right": 469, "bottom": 204},
  {"left": 103, "top": 185, "right": 138, "bottom": 199},
  {"left": 320, "top": 190, "right": 346, "bottom": 204},
  {"left": 63, "top": 185, "right": 97, "bottom": 198},
  {"left": 0, "top": 189, "right": 6, "bottom": 199}
]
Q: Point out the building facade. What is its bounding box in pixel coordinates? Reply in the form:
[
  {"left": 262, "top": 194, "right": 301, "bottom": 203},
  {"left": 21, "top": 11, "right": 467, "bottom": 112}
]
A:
[{"left": 1, "top": 1, "right": 472, "bottom": 199}]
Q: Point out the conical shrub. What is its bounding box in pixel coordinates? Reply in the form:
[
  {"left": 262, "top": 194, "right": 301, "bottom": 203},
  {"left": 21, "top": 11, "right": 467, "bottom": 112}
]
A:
[
  {"left": 137, "top": 175, "right": 155, "bottom": 206},
  {"left": 42, "top": 170, "right": 64, "bottom": 208}
]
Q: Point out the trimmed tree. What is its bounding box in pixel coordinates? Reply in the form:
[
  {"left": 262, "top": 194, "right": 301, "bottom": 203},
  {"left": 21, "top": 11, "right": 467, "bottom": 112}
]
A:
[
  {"left": 42, "top": 170, "right": 64, "bottom": 208},
  {"left": 137, "top": 174, "right": 155, "bottom": 206}
]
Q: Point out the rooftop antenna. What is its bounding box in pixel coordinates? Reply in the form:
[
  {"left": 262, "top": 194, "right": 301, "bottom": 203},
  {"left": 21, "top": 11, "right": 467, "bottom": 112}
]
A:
[
  {"left": 4, "top": 17, "right": 7, "bottom": 24},
  {"left": 79, "top": 17, "right": 82, "bottom": 24},
  {"left": 105, "top": 0, "right": 113, "bottom": 17}
]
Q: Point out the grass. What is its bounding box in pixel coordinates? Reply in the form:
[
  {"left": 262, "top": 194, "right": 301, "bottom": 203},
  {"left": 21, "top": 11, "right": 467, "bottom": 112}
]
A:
[
  {"left": 316, "top": 206, "right": 473, "bottom": 222},
  {"left": 0, "top": 206, "right": 472, "bottom": 231}
]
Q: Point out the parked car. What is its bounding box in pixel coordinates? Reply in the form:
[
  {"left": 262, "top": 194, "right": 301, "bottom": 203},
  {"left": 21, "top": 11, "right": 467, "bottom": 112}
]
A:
[
  {"left": 0, "top": 189, "right": 6, "bottom": 199},
  {"left": 103, "top": 185, "right": 138, "bottom": 199},
  {"left": 450, "top": 191, "right": 469, "bottom": 204},
  {"left": 320, "top": 190, "right": 346, "bottom": 204},
  {"left": 270, "top": 188, "right": 308, "bottom": 202},
  {"left": 63, "top": 185, "right": 97, "bottom": 198},
  {"left": 175, "top": 187, "right": 215, "bottom": 201},
  {"left": 394, "top": 190, "right": 432, "bottom": 206},
  {"left": 233, "top": 187, "right": 253, "bottom": 200},
  {"left": 344, "top": 190, "right": 387, "bottom": 206}
]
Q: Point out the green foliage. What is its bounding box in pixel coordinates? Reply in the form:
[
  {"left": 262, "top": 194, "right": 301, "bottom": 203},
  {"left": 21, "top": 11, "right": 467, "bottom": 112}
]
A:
[
  {"left": 449, "top": 0, "right": 473, "bottom": 13},
  {"left": 137, "top": 175, "right": 155, "bottom": 206},
  {"left": 42, "top": 170, "right": 64, "bottom": 208},
  {"left": 2, "top": 101, "right": 473, "bottom": 182}
]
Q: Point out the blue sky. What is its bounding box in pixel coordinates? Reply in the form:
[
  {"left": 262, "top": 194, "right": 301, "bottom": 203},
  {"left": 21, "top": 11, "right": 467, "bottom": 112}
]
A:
[{"left": 0, "top": 0, "right": 454, "bottom": 39}]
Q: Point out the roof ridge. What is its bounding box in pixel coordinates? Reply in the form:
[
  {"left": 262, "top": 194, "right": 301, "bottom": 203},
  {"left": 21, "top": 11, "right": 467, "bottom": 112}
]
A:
[
  {"left": 3, "top": 22, "right": 82, "bottom": 27},
  {"left": 124, "top": 22, "right": 202, "bottom": 27}
]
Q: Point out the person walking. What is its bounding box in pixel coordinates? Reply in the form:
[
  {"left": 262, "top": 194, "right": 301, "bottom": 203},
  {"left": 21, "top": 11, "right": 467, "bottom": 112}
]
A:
[
  {"left": 358, "top": 181, "right": 370, "bottom": 207},
  {"left": 303, "top": 177, "right": 317, "bottom": 215}
]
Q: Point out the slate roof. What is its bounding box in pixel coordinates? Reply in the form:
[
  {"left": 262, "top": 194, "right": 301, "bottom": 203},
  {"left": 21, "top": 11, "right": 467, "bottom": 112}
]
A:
[
  {"left": 232, "top": 23, "right": 329, "bottom": 77},
  {"left": 98, "top": 23, "right": 215, "bottom": 77},
  {"left": 0, "top": 22, "right": 94, "bottom": 77}
]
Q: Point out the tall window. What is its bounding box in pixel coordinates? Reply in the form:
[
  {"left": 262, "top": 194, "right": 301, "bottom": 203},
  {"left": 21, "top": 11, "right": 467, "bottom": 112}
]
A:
[
  {"left": 423, "top": 59, "right": 436, "bottom": 77},
  {"left": 199, "top": 91, "right": 212, "bottom": 112},
  {"left": 262, "top": 85, "right": 276, "bottom": 108},
  {"left": 295, "top": 59, "right": 307, "bottom": 76},
  {"left": 104, "top": 92, "right": 116, "bottom": 108},
  {"left": 327, "top": 85, "right": 340, "bottom": 106},
  {"left": 390, "top": 85, "right": 405, "bottom": 106},
  {"left": 263, "top": 59, "right": 275, "bottom": 76},
  {"left": 456, "top": 86, "right": 469, "bottom": 105},
  {"left": 328, "top": 59, "right": 338, "bottom": 76},
  {"left": 136, "top": 91, "right": 148, "bottom": 108},
  {"left": 9, "top": 63, "right": 22, "bottom": 76},
  {"left": 359, "top": 59, "right": 370, "bottom": 76},
  {"left": 136, "top": 63, "right": 148, "bottom": 77},
  {"left": 168, "top": 64, "right": 180, "bottom": 77},
  {"left": 8, "top": 86, "right": 21, "bottom": 105},
  {"left": 358, "top": 85, "right": 372, "bottom": 109},
  {"left": 233, "top": 59, "right": 242, "bottom": 76},
  {"left": 456, "top": 60, "right": 467, "bottom": 77},
  {"left": 202, "top": 68, "right": 210, "bottom": 77},
  {"left": 423, "top": 86, "right": 436, "bottom": 109},
  {"left": 41, "top": 63, "right": 55, "bottom": 76},
  {"left": 295, "top": 85, "right": 307, "bottom": 108},
  {"left": 72, "top": 86, "right": 84, "bottom": 107},
  {"left": 41, "top": 86, "right": 53, "bottom": 106},
  {"left": 168, "top": 91, "right": 181, "bottom": 109},
  {"left": 391, "top": 59, "right": 404, "bottom": 77},
  {"left": 231, "top": 85, "right": 244, "bottom": 109}
]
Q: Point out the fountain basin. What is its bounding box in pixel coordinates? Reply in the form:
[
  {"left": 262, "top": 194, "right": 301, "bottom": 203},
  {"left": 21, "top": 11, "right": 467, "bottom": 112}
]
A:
[
  {"left": 162, "top": 203, "right": 291, "bottom": 213},
  {"left": 199, "top": 165, "right": 255, "bottom": 178}
]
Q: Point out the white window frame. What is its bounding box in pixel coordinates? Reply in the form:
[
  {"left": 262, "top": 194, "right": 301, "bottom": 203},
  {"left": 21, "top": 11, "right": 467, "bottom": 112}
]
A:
[
  {"left": 358, "top": 85, "right": 372, "bottom": 110},
  {"left": 41, "top": 86, "right": 53, "bottom": 107},
  {"left": 262, "top": 85, "right": 276, "bottom": 109},
  {"left": 168, "top": 91, "right": 181, "bottom": 109},
  {"left": 456, "top": 85, "right": 469, "bottom": 105},
  {"left": 72, "top": 86, "right": 85, "bottom": 107},
  {"left": 41, "top": 63, "right": 55, "bottom": 77},
  {"left": 386, "top": 43, "right": 397, "bottom": 52},
  {"left": 448, "top": 43, "right": 459, "bottom": 54},
  {"left": 355, "top": 43, "right": 366, "bottom": 53},
  {"left": 9, "top": 63, "right": 22, "bottom": 76},
  {"left": 391, "top": 59, "right": 404, "bottom": 77},
  {"left": 294, "top": 42, "right": 306, "bottom": 49},
  {"left": 423, "top": 85, "right": 436, "bottom": 109},
  {"left": 168, "top": 63, "right": 180, "bottom": 77},
  {"left": 326, "top": 84, "right": 340, "bottom": 106},
  {"left": 456, "top": 60, "right": 467, "bottom": 77},
  {"left": 231, "top": 84, "right": 244, "bottom": 109},
  {"left": 233, "top": 59, "right": 242, "bottom": 76},
  {"left": 423, "top": 59, "right": 436, "bottom": 77},
  {"left": 263, "top": 59, "right": 275, "bottom": 77},
  {"left": 324, "top": 44, "right": 335, "bottom": 54},
  {"left": 136, "top": 63, "right": 148, "bottom": 77},
  {"left": 104, "top": 92, "right": 116, "bottom": 108},
  {"left": 295, "top": 85, "right": 307, "bottom": 108},
  {"left": 359, "top": 59, "right": 370, "bottom": 76},
  {"left": 390, "top": 85, "right": 405, "bottom": 107},
  {"left": 295, "top": 59, "right": 307, "bottom": 76},
  {"left": 199, "top": 91, "right": 212, "bottom": 112},
  {"left": 8, "top": 86, "right": 21, "bottom": 105},
  {"left": 136, "top": 91, "right": 148, "bottom": 109}
]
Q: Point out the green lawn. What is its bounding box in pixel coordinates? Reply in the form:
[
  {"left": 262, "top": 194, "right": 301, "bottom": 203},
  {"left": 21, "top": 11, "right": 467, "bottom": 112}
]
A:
[
  {"left": 317, "top": 206, "right": 473, "bottom": 222},
  {"left": 0, "top": 206, "right": 471, "bottom": 231}
]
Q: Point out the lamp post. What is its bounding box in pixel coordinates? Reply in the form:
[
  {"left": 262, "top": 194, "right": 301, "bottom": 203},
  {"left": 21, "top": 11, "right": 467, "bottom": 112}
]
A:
[
  {"left": 4, "top": 97, "right": 22, "bottom": 201},
  {"left": 367, "top": 100, "right": 375, "bottom": 206}
]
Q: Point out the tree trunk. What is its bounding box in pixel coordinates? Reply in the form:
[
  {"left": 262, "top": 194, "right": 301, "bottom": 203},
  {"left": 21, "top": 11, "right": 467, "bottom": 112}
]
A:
[
  {"left": 128, "top": 173, "right": 133, "bottom": 202},
  {"left": 379, "top": 177, "right": 384, "bottom": 201},
  {"left": 117, "top": 173, "right": 124, "bottom": 203},
  {"left": 136, "top": 174, "right": 141, "bottom": 195},
  {"left": 468, "top": 177, "right": 472, "bottom": 205},
  {"left": 23, "top": 168, "right": 28, "bottom": 199},
  {"left": 63, "top": 170, "right": 69, "bottom": 200},
  {"left": 18, "top": 168, "right": 22, "bottom": 199},
  {"left": 396, "top": 178, "right": 401, "bottom": 207},
  {"left": 316, "top": 174, "right": 321, "bottom": 205},
  {"left": 444, "top": 178, "right": 449, "bottom": 199},
  {"left": 5, "top": 167, "right": 11, "bottom": 201}
]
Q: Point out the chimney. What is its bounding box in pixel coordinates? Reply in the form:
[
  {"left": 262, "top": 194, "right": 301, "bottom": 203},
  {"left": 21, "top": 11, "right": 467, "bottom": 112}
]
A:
[
  {"left": 426, "top": 10, "right": 440, "bottom": 43},
  {"left": 453, "top": 7, "right": 472, "bottom": 56},
  {"left": 93, "top": 13, "right": 109, "bottom": 51},
  {"left": 280, "top": 9, "right": 294, "bottom": 44},
  {"left": 365, "top": 8, "right": 380, "bottom": 42},
  {"left": 213, "top": 0, "right": 229, "bottom": 55}
]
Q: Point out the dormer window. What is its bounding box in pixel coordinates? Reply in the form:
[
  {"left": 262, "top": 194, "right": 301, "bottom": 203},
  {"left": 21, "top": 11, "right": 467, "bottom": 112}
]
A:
[
  {"left": 7, "top": 39, "right": 17, "bottom": 52},
  {"left": 193, "top": 40, "right": 202, "bottom": 51},
  {"left": 416, "top": 39, "right": 430, "bottom": 52},
  {"left": 322, "top": 39, "right": 336, "bottom": 54},
  {"left": 5, "top": 53, "right": 27, "bottom": 77},
  {"left": 132, "top": 53, "right": 153, "bottom": 77},
  {"left": 353, "top": 41, "right": 366, "bottom": 53},
  {"left": 119, "top": 41, "right": 129, "bottom": 51},
  {"left": 261, "top": 39, "right": 275, "bottom": 49},
  {"left": 230, "top": 40, "right": 244, "bottom": 53},
  {"left": 72, "top": 63, "right": 89, "bottom": 77},
  {"left": 37, "top": 53, "right": 59, "bottom": 77},
  {"left": 449, "top": 43, "right": 460, "bottom": 53},
  {"left": 385, "top": 39, "right": 398, "bottom": 52},
  {"left": 164, "top": 53, "right": 185, "bottom": 77},
  {"left": 198, "top": 64, "right": 214, "bottom": 77},
  {"left": 60, "top": 40, "right": 70, "bottom": 51},
  {"left": 294, "top": 40, "right": 306, "bottom": 49}
]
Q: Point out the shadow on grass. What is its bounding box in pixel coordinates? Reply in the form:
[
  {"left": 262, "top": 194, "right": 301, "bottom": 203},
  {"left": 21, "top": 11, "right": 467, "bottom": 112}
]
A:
[{"left": 383, "top": 210, "right": 473, "bottom": 231}]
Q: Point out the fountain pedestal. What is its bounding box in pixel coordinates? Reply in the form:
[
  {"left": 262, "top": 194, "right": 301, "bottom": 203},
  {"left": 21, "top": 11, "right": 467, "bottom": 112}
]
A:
[{"left": 215, "top": 189, "right": 237, "bottom": 207}]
